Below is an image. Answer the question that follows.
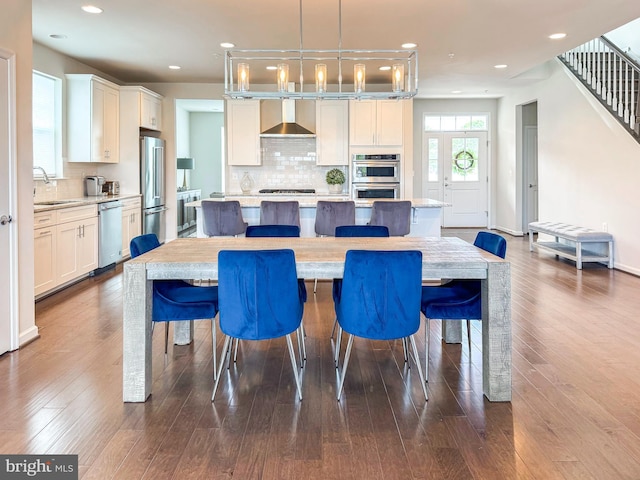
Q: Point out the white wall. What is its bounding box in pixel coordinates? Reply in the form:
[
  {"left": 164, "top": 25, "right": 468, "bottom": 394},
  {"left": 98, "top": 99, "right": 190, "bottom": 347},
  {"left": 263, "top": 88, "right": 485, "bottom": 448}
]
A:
[
  {"left": 189, "top": 112, "right": 224, "bottom": 196},
  {"left": 605, "top": 18, "right": 640, "bottom": 63},
  {"left": 496, "top": 59, "right": 640, "bottom": 274}
]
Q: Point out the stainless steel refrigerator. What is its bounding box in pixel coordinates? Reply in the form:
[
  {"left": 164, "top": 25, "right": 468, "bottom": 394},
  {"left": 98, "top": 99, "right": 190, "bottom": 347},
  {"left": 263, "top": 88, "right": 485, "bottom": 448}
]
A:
[{"left": 140, "top": 136, "right": 167, "bottom": 243}]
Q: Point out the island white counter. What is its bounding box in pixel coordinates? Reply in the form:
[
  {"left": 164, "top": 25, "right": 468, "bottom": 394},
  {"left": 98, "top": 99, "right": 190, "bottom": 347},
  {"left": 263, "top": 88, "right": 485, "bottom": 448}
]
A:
[{"left": 186, "top": 196, "right": 446, "bottom": 237}]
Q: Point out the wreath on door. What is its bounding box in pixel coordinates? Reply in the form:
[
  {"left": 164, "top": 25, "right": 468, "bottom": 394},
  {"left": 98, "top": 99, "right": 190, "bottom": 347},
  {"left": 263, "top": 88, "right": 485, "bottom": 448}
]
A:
[{"left": 453, "top": 150, "right": 476, "bottom": 171}]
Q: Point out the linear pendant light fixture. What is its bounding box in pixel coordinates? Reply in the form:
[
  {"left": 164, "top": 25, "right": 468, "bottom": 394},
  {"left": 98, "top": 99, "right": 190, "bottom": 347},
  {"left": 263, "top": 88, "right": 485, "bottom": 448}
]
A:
[{"left": 223, "top": 0, "right": 418, "bottom": 100}]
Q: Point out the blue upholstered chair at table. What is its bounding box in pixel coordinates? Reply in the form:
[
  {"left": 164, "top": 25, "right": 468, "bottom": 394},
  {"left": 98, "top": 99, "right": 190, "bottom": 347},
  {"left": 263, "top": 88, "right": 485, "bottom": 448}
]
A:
[
  {"left": 244, "top": 224, "right": 307, "bottom": 362},
  {"left": 313, "top": 200, "right": 356, "bottom": 293},
  {"left": 420, "top": 231, "right": 507, "bottom": 382},
  {"left": 334, "top": 250, "right": 427, "bottom": 401},
  {"left": 129, "top": 234, "right": 220, "bottom": 373},
  {"left": 259, "top": 200, "right": 301, "bottom": 227},
  {"left": 330, "top": 225, "right": 390, "bottom": 342},
  {"left": 368, "top": 200, "right": 412, "bottom": 236},
  {"left": 201, "top": 200, "right": 248, "bottom": 237},
  {"left": 211, "top": 249, "right": 305, "bottom": 402}
]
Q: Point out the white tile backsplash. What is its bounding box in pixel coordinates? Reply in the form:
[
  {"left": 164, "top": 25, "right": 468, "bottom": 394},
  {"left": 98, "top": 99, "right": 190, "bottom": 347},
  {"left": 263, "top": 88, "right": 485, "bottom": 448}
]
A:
[{"left": 228, "top": 137, "right": 347, "bottom": 194}]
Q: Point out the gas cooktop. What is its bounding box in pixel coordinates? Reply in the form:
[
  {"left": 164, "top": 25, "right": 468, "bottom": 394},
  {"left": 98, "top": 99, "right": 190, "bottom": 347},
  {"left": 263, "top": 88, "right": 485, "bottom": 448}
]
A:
[{"left": 258, "top": 189, "right": 316, "bottom": 194}]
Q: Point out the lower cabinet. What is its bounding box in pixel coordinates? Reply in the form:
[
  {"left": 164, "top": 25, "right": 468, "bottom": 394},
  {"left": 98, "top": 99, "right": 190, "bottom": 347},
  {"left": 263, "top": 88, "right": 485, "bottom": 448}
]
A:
[
  {"left": 34, "top": 205, "right": 98, "bottom": 297},
  {"left": 121, "top": 197, "right": 142, "bottom": 258},
  {"left": 177, "top": 189, "right": 201, "bottom": 238}
]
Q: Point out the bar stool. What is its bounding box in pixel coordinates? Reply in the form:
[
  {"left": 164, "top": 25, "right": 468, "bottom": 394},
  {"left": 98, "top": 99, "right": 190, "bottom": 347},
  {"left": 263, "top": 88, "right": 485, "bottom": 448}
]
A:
[
  {"left": 368, "top": 200, "right": 412, "bottom": 236},
  {"left": 313, "top": 200, "right": 356, "bottom": 293},
  {"left": 201, "top": 200, "right": 247, "bottom": 237},
  {"left": 259, "top": 200, "right": 300, "bottom": 227}
]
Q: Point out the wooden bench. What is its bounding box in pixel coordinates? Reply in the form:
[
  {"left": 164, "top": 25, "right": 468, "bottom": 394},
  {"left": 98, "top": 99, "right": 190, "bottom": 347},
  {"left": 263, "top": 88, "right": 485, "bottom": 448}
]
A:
[{"left": 528, "top": 221, "right": 613, "bottom": 270}]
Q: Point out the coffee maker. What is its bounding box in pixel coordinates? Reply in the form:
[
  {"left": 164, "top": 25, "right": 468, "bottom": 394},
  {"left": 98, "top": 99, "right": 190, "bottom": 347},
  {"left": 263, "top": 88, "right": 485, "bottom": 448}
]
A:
[{"left": 85, "top": 176, "right": 105, "bottom": 196}]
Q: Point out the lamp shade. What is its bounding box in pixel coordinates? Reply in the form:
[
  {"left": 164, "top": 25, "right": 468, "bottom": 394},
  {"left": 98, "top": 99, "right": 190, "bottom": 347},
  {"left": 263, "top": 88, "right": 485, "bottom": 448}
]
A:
[{"left": 177, "top": 157, "right": 195, "bottom": 170}]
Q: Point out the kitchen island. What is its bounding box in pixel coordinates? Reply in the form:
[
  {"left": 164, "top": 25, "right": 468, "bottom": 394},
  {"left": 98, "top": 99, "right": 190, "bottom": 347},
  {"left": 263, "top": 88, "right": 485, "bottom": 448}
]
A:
[{"left": 186, "top": 196, "right": 446, "bottom": 237}]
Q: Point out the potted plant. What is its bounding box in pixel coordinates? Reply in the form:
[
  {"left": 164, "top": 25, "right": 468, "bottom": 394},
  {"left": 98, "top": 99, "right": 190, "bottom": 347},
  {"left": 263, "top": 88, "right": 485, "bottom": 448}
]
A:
[{"left": 326, "top": 168, "right": 345, "bottom": 194}]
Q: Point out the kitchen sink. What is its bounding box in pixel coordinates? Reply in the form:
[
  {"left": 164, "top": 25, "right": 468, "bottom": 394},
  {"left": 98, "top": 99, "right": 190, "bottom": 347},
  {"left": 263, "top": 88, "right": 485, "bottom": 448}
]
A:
[{"left": 35, "top": 200, "right": 82, "bottom": 206}]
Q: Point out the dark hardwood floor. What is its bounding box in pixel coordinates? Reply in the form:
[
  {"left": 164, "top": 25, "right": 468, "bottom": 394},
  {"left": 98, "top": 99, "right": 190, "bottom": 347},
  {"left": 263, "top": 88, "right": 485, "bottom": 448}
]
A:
[{"left": 3, "top": 230, "right": 640, "bottom": 479}]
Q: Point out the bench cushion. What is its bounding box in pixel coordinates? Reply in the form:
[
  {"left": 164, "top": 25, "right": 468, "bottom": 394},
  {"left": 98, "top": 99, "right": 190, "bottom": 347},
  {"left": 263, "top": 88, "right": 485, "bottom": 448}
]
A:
[{"left": 528, "top": 221, "right": 613, "bottom": 242}]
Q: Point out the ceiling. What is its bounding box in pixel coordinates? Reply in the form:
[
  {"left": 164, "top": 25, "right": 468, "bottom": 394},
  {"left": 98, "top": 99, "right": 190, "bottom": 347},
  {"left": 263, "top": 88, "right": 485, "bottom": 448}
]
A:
[{"left": 32, "top": 0, "right": 640, "bottom": 98}]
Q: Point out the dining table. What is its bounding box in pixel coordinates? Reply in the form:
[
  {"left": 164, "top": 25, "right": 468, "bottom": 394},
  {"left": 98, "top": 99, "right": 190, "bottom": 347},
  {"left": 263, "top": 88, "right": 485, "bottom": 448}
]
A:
[{"left": 122, "top": 236, "right": 511, "bottom": 402}]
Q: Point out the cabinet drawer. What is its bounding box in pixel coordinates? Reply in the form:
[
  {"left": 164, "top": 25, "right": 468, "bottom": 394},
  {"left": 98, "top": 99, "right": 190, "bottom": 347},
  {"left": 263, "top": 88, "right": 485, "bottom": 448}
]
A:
[
  {"left": 34, "top": 211, "right": 56, "bottom": 229},
  {"left": 121, "top": 197, "right": 141, "bottom": 209},
  {"left": 56, "top": 204, "right": 98, "bottom": 224}
]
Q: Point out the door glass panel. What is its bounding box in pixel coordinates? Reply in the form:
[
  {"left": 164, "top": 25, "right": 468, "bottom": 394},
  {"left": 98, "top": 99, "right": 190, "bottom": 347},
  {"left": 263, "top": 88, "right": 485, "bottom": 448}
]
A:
[
  {"left": 455, "top": 116, "right": 471, "bottom": 130},
  {"left": 424, "top": 116, "right": 441, "bottom": 131},
  {"left": 441, "top": 116, "right": 455, "bottom": 131},
  {"left": 451, "top": 137, "right": 479, "bottom": 181},
  {"left": 428, "top": 138, "right": 438, "bottom": 181}
]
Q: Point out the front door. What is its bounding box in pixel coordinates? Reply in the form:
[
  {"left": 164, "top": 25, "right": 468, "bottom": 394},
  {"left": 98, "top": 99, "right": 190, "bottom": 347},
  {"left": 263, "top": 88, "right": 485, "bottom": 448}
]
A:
[
  {"left": 423, "top": 131, "right": 488, "bottom": 227},
  {"left": 0, "top": 50, "right": 18, "bottom": 354}
]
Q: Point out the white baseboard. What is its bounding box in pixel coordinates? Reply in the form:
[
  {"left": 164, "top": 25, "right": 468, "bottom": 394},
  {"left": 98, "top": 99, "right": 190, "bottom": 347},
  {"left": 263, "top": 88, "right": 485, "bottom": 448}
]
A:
[
  {"left": 613, "top": 262, "right": 640, "bottom": 277},
  {"left": 19, "top": 326, "right": 40, "bottom": 348},
  {"left": 494, "top": 226, "right": 524, "bottom": 237}
]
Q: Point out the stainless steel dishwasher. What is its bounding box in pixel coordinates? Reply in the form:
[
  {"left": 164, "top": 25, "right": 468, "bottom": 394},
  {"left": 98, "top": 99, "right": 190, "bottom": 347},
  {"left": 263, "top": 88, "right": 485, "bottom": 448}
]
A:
[{"left": 98, "top": 200, "right": 123, "bottom": 269}]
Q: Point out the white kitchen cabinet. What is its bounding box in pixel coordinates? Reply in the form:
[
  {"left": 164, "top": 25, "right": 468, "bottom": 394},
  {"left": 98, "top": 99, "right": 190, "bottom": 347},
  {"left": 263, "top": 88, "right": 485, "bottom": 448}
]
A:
[
  {"left": 315, "top": 100, "right": 348, "bottom": 165},
  {"left": 227, "top": 99, "right": 261, "bottom": 165},
  {"left": 121, "top": 86, "right": 163, "bottom": 131},
  {"left": 66, "top": 74, "right": 120, "bottom": 163},
  {"left": 56, "top": 213, "right": 98, "bottom": 285},
  {"left": 349, "top": 99, "right": 403, "bottom": 147},
  {"left": 121, "top": 197, "right": 142, "bottom": 258},
  {"left": 34, "top": 211, "right": 57, "bottom": 297}
]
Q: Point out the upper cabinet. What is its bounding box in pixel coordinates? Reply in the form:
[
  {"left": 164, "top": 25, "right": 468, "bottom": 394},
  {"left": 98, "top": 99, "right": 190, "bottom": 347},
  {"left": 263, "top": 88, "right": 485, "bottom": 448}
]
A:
[
  {"left": 349, "top": 99, "right": 403, "bottom": 147},
  {"left": 227, "top": 99, "right": 261, "bottom": 165},
  {"left": 66, "top": 74, "right": 120, "bottom": 163},
  {"left": 120, "top": 86, "right": 163, "bottom": 131},
  {"left": 315, "top": 100, "right": 348, "bottom": 165}
]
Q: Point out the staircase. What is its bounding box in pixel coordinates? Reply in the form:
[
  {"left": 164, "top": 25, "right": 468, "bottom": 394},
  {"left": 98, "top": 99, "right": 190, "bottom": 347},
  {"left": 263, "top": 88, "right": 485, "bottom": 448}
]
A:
[{"left": 559, "top": 36, "right": 640, "bottom": 143}]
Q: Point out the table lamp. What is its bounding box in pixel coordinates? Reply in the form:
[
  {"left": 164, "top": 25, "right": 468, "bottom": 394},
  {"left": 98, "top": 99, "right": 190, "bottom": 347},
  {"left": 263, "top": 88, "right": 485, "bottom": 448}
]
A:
[{"left": 177, "top": 157, "right": 195, "bottom": 191}]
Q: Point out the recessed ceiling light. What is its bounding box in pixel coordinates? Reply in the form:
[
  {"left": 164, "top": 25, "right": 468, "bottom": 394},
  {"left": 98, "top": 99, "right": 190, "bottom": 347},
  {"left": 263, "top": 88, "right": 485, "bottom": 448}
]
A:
[
  {"left": 266, "top": 66, "right": 277, "bottom": 70},
  {"left": 81, "top": 5, "right": 103, "bottom": 14},
  {"left": 379, "top": 66, "right": 391, "bottom": 71},
  {"left": 220, "top": 42, "right": 235, "bottom": 48},
  {"left": 169, "top": 65, "right": 181, "bottom": 70},
  {"left": 494, "top": 64, "right": 507, "bottom": 69},
  {"left": 451, "top": 90, "right": 462, "bottom": 94},
  {"left": 49, "top": 34, "right": 68, "bottom": 39},
  {"left": 401, "top": 42, "right": 417, "bottom": 49},
  {"left": 549, "top": 33, "right": 567, "bottom": 40}
]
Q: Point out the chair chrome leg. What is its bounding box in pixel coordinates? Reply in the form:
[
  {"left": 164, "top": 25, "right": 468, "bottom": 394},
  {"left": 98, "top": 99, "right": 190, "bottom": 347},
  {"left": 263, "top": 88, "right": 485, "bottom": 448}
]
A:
[
  {"left": 212, "top": 335, "right": 231, "bottom": 402},
  {"left": 424, "top": 316, "right": 430, "bottom": 383},
  {"left": 402, "top": 337, "right": 409, "bottom": 363},
  {"left": 297, "top": 322, "right": 306, "bottom": 365},
  {"left": 330, "top": 317, "right": 338, "bottom": 339},
  {"left": 233, "top": 338, "right": 239, "bottom": 363},
  {"left": 409, "top": 335, "right": 428, "bottom": 400},
  {"left": 334, "top": 326, "right": 343, "bottom": 367},
  {"left": 467, "top": 319, "right": 471, "bottom": 351},
  {"left": 164, "top": 322, "right": 170, "bottom": 354},
  {"left": 286, "top": 334, "right": 303, "bottom": 400},
  {"left": 313, "top": 278, "right": 318, "bottom": 294},
  {"left": 211, "top": 318, "right": 217, "bottom": 380},
  {"left": 336, "top": 334, "right": 354, "bottom": 400}
]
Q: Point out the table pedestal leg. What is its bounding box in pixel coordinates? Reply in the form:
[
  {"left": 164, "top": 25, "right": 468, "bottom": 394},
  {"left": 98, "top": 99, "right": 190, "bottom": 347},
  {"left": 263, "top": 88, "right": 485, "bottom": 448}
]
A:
[
  {"left": 442, "top": 321, "right": 462, "bottom": 343},
  {"left": 174, "top": 321, "right": 195, "bottom": 345}
]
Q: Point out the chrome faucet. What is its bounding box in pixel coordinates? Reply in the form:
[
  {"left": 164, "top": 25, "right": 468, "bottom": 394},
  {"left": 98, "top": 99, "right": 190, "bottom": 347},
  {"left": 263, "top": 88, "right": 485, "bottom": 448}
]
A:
[{"left": 33, "top": 166, "right": 50, "bottom": 184}]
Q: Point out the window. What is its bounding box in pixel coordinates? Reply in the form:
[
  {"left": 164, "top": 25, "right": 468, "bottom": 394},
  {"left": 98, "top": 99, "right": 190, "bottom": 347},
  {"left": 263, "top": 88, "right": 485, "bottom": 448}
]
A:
[
  {"left": 424, "top": 114, "right": 488, "bottom": 132},
  {"left": 32, "top": 71, "right": 62, "bottom": 178}
]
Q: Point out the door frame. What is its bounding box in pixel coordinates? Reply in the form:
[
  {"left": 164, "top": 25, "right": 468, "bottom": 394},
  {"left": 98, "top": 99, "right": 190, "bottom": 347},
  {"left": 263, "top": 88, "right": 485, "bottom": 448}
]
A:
[
  {"left": 0, "top": 48, "right": 19, "bottom": 353},
  {"left": 522, "top": 125, "right": 538, "bottom": 229}
]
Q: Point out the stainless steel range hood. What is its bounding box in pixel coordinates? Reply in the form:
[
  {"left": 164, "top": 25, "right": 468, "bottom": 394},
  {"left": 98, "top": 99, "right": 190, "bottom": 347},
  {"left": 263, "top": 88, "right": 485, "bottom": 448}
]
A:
[{"left": 260, "top": 87, "right": 316, "bottom": 138}]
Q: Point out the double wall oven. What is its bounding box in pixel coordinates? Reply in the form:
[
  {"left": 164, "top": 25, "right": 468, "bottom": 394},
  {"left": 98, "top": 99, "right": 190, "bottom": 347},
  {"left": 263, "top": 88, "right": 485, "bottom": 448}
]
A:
[{"left": 351, "top": 153, "right": 400, "bottom": 199}]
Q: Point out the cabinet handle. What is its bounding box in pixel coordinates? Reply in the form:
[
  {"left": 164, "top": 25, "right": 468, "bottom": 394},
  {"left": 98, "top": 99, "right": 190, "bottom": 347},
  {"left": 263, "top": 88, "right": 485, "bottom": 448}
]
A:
[
  {"left": 77, "top": 226, "right": 82, "bottom": 238},
  {"left": 39, "top": 230, "right": 51, "bottom": 236},
  {"left": 38, "top": 217, "right": 51, "bottom": 223},
  {"left": 82, "top": 224, "right": 85, "bottom": 237}
]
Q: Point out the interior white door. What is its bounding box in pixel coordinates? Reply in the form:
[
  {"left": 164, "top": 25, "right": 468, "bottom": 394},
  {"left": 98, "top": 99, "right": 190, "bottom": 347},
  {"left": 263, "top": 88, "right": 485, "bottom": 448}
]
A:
[
  {"left": 423, "top": 132, "right": 488, "bottom": 227},
  {"left": 0, "top": 50, "right": 18, "bottom": 354},
  {"left": 523, "top": 126, "right": 538, "bottom": 228}
]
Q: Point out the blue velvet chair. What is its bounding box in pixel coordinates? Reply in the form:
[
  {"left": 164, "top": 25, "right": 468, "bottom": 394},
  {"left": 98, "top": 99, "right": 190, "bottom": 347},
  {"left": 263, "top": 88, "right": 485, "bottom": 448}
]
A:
[
  {"left": 334, "top": 250, "right": 427, "bottom": 401},
  {"left": 129, "top": 234, "right": 219, "bottom": 373},
  {"left": 330, "top": 225, "right": 390, "bottom": 344},
  {"left": 212, "top": 249, "right": 305, "bottom": 402},
  {"left": 420, "top": 231, "right": 507, "bottom": 381},
  {"left": 244, "top": 224, "right": 307, "bottom": 363},
  {"left": 201, "top": 200, "right": 247, "bottom": 237}
]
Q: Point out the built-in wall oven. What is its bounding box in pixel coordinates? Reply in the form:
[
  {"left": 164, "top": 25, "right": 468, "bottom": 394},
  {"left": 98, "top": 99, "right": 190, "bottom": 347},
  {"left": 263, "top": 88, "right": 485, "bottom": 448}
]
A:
[{"left": 351, "top": 153, "right": 400, "bottom": 199}]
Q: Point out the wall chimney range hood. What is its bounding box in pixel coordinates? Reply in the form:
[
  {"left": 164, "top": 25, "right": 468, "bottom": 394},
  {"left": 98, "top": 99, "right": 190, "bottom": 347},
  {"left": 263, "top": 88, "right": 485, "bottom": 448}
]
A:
[{"left": 260, "top": 84, "right": 316, "bottom": 138}]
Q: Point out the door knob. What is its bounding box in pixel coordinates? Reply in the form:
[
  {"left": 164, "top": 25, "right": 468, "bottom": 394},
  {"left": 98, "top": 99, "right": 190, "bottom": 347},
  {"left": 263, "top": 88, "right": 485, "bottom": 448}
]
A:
[
  {"left": 0, "top": 214, "right": 12, "bottom": 225},
  {"left": 529, "top": 184, "right": 537, "bottom": 188}
]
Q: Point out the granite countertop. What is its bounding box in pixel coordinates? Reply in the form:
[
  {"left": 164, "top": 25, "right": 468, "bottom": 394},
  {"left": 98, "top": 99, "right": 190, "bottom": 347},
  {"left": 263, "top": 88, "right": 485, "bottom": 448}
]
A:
[
  {"left": 33, "top": 193, "right": 142, "bottom": 212},
  {"left": 186, "top": 196, "right": 448, "bottom": 208}
]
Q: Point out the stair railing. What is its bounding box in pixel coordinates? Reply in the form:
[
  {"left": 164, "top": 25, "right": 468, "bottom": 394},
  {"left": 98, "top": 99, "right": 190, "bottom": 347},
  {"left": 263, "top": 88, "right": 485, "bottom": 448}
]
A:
[{"left": 559, "top": 36, "right": 640, "bottom": 140}]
